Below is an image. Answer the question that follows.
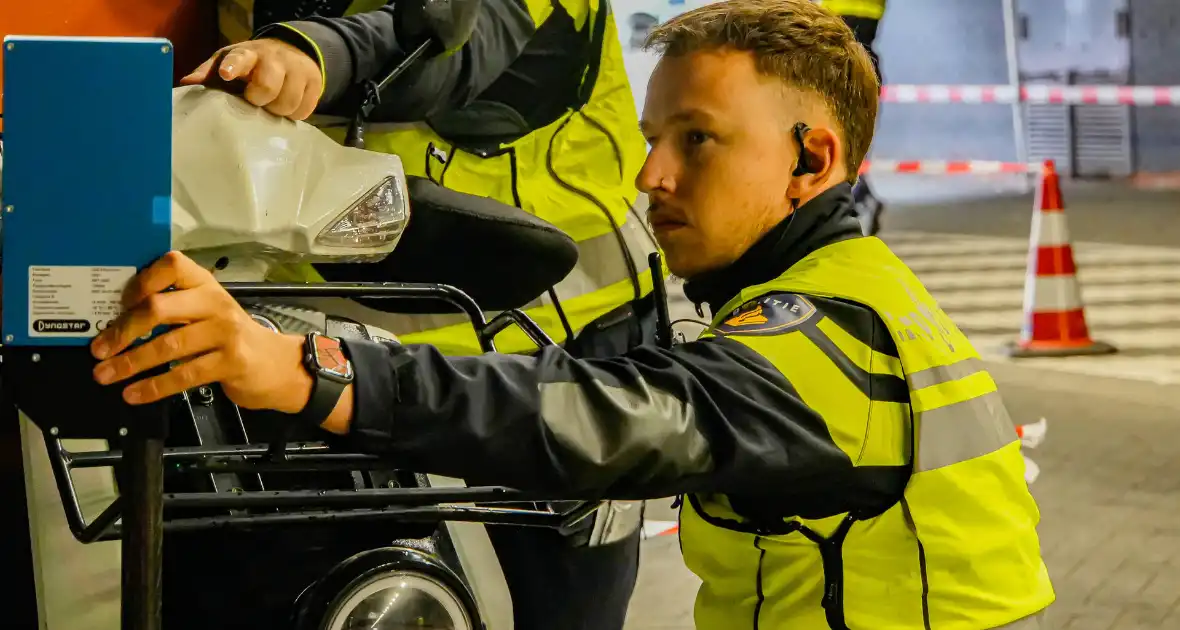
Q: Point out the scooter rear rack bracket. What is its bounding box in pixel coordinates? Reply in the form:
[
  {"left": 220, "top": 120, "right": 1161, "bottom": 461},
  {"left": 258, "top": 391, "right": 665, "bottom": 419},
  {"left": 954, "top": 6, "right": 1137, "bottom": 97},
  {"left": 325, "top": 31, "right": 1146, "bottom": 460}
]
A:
[{"left": 1, "top": 280, "right": 605, "bottom": 630}]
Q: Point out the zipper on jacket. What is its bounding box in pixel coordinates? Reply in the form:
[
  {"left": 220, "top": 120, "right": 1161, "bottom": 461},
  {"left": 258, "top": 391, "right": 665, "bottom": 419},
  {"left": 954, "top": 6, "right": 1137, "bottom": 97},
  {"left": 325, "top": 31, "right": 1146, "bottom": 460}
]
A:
[
  {"left": 792, "top": 514, "right": 857, "bottom": 630},
  {"left": 901, "top": 499, "right": 933, "bottom": 630},
  {"left": 752, "top": 535, "right": 767, "bottom": 630},
  {"left": 915, "top": 539, "right": 932, "bottom": 630},
  {"left": 506, "top": 149, "right": 524, "bottom": 213},
  {"left": 692, "top": 495, "right": 863, "bottom": 630}
]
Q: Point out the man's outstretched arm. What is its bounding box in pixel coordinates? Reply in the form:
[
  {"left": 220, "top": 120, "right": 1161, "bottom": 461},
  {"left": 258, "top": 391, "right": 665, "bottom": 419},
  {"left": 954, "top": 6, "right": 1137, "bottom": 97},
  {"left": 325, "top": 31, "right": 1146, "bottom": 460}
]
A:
[
  {"left": 334, "top": 316, "right": 909, "bottom": 512},
  {"left": 259, "top": 0, "right": 536, "bottom": 119}
]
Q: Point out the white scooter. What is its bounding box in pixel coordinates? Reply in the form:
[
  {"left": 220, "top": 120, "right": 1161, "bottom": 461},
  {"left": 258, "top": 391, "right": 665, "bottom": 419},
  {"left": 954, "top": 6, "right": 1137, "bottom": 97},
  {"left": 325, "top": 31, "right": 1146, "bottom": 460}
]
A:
[{"left": 4, "top": 5, "right": 663, "bottom": 627}]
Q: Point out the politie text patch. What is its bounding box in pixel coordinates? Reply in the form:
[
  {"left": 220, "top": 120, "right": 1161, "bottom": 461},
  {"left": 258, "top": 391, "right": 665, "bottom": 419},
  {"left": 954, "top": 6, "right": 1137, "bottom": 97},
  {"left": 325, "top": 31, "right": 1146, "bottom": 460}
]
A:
[{"left": 714, "top": 292, "right": 817, "bottom": 336}]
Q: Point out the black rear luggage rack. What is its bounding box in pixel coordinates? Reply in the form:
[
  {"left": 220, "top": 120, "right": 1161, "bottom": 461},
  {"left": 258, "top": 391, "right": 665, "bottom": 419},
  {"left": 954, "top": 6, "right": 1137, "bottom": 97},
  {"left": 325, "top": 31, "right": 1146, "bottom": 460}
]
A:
[{"left": 2, "top": 281, "right": 603, "bottom": 630}]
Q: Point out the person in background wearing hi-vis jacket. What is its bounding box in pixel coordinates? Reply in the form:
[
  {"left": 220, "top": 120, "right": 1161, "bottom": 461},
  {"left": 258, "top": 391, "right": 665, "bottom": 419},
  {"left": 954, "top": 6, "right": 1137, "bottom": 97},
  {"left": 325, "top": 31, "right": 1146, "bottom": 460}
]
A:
[
  {"left": 190, "top": 0, "right": 662, "bottom": 628},
  {"left": 818, "top": 0, "right": 887, "bottom": 236},
  {"left": 106, "top": 0, "right": 1055, "bottom": 628}
]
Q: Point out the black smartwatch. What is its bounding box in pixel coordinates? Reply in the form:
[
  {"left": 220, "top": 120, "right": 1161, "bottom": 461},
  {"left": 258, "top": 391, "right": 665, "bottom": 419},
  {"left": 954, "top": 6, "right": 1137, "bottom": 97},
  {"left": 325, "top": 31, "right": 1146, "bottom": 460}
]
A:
[{"left": 293, "top": 332, "right": 354, "bottom": 428}]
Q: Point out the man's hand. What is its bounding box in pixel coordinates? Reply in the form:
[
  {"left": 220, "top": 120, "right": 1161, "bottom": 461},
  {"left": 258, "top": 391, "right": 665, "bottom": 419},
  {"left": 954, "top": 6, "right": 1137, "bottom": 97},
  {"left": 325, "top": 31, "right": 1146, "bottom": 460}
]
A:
[
  {"left": 180, "top": 39, "right": 323, "bottom": 121},
  {"left": 90, "top": 251, "right": 313, "bottom": 412}
]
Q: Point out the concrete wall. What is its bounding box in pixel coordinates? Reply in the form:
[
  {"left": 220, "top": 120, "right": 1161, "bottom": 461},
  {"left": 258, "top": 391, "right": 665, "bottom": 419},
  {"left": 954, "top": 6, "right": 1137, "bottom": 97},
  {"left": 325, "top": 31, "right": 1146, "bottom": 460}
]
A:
[
  {"left": 873, "top": 0, "right": 1019, "bottom": 163},
  {"left": 616, "top": 0, "right": 1180, "bottom": 173},
  {"left": 1129, "top": 0, "right": 1180, "bottom": 172},
  {"left": 617, "top": 0, "right": 1021, "bottom": 163}
]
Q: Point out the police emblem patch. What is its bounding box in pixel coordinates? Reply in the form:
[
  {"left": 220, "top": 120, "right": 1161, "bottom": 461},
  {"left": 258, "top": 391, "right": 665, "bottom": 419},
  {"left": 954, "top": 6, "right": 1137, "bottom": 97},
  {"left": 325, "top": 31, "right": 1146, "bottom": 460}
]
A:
[{"left": 714, "top": 293, "right": 817, "bottom": 336}]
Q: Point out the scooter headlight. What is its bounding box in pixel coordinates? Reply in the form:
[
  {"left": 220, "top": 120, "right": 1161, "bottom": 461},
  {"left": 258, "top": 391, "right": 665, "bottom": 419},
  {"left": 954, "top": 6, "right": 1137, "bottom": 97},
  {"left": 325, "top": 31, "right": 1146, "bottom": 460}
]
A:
[
  {"left": 316, "top": 175, "right": 409, "bottom": 251},
  {"left": 324, "top": 570, "right": 473, "bottom": 630}
]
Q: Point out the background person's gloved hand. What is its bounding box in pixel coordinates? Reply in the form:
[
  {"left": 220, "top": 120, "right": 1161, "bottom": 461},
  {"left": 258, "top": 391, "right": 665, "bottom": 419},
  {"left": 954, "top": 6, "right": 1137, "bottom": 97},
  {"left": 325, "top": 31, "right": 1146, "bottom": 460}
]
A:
[{"left": 180, "top": 39, "right": 323, "bottom": 121}]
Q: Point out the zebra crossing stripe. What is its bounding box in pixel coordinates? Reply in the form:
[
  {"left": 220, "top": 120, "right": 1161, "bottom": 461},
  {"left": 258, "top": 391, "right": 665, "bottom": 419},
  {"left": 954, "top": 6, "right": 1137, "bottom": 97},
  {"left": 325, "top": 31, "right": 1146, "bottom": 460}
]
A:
[
  {"left": 932, "top": 281, "right": 1180, "bottom": 310},
  {"left": 916, "top": 264, "right": 1180, "bottom": 291},
  {"left": 951, "top": 305, "right": 1180, "bottom": 332},
  {"left": 884, "top": 231, "right": 1180, "bottom": 383}
]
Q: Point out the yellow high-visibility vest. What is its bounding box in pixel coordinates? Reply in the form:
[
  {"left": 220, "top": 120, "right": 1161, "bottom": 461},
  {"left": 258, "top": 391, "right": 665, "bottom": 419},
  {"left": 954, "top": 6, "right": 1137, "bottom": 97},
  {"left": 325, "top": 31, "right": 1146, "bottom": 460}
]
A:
[
  {"left": 221, "top": 0, "right": 660, "bottom": 356},
  {"left": 681, "top": 236, "right": 1054, "bottom": 629},
  {"left": 818, "top": 0, "right": 887, "bottom": 20}
]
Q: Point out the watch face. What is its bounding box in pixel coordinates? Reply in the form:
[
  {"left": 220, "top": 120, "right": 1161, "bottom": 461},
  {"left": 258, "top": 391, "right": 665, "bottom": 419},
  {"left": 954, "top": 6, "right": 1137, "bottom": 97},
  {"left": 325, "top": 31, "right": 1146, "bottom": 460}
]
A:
[{"left": 314, "top": 334, "right": 354, "bottom": 381}]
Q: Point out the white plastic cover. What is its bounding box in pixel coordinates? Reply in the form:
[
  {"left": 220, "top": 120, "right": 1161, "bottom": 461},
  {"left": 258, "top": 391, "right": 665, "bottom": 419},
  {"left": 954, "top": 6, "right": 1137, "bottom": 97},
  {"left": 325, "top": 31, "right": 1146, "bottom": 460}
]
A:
[{"left": 170, "top": 86, "right": 409, "bottom": 268}]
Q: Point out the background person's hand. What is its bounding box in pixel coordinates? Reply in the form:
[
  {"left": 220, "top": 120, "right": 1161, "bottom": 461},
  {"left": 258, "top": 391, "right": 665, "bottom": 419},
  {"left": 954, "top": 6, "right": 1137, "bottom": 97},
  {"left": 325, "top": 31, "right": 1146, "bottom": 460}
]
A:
[
  {"left": 90, "top": 252, "right": 313, "bottom": 412},
  {"left": 180, "top": 39, "right": 323, "bottom": 121}
]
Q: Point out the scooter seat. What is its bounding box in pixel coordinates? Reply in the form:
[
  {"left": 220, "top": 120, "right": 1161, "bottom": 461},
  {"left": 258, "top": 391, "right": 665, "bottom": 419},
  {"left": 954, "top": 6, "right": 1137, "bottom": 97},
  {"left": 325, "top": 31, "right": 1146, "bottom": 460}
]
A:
[{"left": 314, "top": 176, "right": 579, "bottom": 313}]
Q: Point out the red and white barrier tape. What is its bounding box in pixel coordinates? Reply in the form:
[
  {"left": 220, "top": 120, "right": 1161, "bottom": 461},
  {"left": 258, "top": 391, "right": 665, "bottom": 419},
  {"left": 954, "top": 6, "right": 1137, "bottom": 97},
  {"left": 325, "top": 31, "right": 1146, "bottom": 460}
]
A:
[
  {"left": 881, "top": 84, "right": 1180, "bottom": 106},
  {"left": 643, "top": 520, "right": 679, "bottom": 539},
  {"left": 860, "top": 160, "right": 1040, "bottom": 175}
]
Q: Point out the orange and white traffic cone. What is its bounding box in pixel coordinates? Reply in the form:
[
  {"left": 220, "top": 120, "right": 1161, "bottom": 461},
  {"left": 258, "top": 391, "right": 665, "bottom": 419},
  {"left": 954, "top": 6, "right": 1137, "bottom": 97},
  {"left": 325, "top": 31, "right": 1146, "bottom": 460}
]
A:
[{"left": 1005, "top": 160, "right": 1116, "bottom": 358}]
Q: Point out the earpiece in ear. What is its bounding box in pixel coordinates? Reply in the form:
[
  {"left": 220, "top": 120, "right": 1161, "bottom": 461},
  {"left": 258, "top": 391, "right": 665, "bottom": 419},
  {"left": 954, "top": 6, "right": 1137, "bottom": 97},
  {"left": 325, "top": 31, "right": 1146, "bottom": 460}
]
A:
[{"left": 791, "top": 121, "right": 818, "bottom": 177}]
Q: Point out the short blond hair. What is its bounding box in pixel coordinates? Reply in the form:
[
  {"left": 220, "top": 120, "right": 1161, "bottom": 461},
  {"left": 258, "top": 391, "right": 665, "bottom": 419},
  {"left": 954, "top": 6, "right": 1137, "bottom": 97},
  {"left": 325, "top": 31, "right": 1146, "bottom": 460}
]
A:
[{"left": 645, "top": 0, "right": 879, "bottom": 184}]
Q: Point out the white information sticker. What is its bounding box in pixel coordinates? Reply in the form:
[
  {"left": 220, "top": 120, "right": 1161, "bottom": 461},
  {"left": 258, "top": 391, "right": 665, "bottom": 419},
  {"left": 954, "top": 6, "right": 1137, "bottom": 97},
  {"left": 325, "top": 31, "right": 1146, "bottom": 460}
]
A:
[{"left": 28, "top": 266, "right": 136, "bottom": 338}]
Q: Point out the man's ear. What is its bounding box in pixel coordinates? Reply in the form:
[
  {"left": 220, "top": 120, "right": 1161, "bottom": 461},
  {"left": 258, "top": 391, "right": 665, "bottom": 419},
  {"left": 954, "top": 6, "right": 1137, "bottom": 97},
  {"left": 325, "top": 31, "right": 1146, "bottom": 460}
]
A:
[{"left": 787, "top": 126, "right": 844, "bottom": 204}]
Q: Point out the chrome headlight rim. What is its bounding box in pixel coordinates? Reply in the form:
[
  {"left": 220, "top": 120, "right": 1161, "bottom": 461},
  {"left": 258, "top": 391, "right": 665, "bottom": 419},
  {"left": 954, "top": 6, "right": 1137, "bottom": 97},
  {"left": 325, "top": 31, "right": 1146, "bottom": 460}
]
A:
[
  {"left": 323, "top": 569, "right": 472, "bottom": 630},
  {"left": 293, "top": 545, "right": 480, "bottom": 630},
  {"left": 248, "top": 312, "right": 281, "bottom": 334}
]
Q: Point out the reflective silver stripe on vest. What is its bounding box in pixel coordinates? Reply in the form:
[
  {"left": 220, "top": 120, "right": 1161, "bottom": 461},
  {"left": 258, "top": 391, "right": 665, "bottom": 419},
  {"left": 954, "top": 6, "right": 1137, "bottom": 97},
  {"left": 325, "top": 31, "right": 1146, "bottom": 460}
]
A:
[
  {"left": 392, "top": 214, "right": 658, "bottom": 336},
  {"left": 916, "top": 391, "right": 1017, "bottom": 472},
  {"left": 909, "top": 358, "right": 1018, "bottom": 473},
  {"left": 538, "top": 213, "right": 656, "bottom": 304},
  {"left": 907, "top": 357, "right": 986, "bottom": 391}
]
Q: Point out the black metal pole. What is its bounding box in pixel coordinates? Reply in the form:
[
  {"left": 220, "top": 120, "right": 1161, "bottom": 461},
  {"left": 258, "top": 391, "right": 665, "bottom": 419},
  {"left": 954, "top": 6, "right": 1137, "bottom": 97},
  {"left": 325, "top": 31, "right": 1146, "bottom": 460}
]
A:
[
  {"left": 120, "top": 434, "right": 165, "bottom": 630},
  {"left": 0, "top": 369, "right": 41, "bottom": 628}
]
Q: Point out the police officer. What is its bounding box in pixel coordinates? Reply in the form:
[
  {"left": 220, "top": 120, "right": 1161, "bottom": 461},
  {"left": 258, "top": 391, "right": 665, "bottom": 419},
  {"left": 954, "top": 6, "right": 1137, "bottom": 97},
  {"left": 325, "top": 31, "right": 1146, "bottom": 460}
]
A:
[
  {"left": 188, "top": 1, "right": 658, "bottom": 628},
  {"left": 102, "top": 0, "right": 1053, "bottom": 627},
  {"left": 819, "top": 0, "right": 887, "bottom": 235}
]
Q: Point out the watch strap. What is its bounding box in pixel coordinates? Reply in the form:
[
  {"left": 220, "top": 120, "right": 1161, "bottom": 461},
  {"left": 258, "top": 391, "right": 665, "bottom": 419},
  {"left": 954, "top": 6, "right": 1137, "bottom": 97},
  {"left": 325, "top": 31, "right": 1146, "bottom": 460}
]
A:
[
  {"left": 293, "top": 332, "right": 351, "bottom": 428},
  {"left": 294, "top": 369, "right": 348, "bottom": 429}
]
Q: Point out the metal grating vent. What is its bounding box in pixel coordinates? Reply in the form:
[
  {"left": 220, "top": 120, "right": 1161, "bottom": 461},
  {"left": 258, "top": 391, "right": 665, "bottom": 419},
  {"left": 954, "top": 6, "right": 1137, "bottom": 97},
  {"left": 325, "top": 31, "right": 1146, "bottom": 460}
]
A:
[
  {"left": 1022, "top": 74, "right": 1134, "bottom": 178},
  {"left": 1025, "top": 100, "right": 1072, "bottom": 174},
  {"left": 1071, "top": 72, "right": 1133, "bottom": 178},
  {"left": 1072, "top": 104, "right": 1133, "bottom": 177}
]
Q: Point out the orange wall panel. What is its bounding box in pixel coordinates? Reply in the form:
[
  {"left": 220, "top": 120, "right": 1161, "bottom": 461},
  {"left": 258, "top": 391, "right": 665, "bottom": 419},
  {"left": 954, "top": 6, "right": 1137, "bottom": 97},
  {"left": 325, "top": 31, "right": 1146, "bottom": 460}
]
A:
[{"left": 0, "top": 0, "right": 220, "bottom": 124}]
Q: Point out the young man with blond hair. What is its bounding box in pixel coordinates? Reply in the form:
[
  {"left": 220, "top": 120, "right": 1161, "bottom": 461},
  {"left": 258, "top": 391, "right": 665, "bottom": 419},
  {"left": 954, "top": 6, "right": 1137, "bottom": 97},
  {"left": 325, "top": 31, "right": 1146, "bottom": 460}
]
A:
[{"left": 92, "top": 1, "right": 1054, "bottom": 627}]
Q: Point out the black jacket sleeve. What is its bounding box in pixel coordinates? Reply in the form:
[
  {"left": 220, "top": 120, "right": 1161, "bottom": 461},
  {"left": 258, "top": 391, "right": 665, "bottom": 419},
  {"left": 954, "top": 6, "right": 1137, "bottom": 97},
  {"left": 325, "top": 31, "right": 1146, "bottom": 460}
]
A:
[
  {"left": 257, "top": 0, "right": 536, "bottom": 119},
  {"left": 338, "top": 309, "right": 910, "bottom": 517}
]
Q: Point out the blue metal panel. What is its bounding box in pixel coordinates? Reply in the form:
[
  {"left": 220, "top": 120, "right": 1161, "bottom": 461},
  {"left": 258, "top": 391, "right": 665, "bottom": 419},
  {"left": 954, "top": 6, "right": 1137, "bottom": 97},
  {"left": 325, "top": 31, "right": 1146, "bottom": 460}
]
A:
[{"left": 1, "top": 36, "right": 173, "bottom": 347}]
